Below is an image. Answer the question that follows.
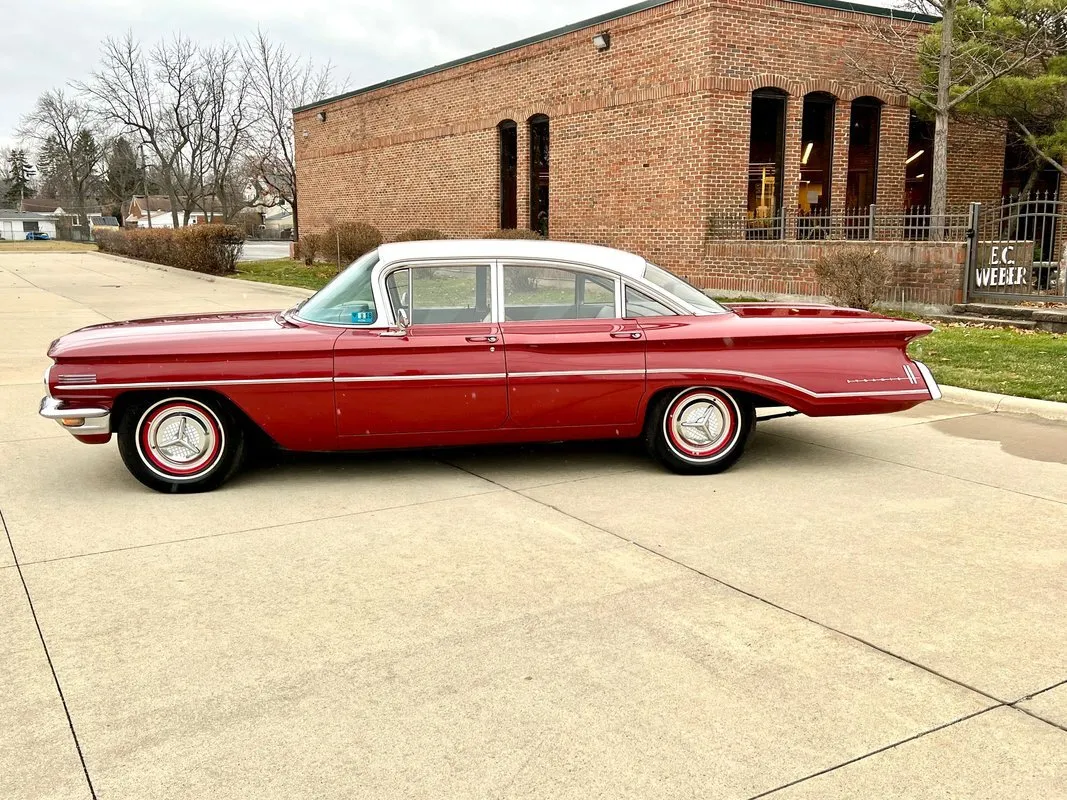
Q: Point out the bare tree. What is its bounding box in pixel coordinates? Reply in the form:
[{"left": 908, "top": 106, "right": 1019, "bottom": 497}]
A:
[
  {"left": 76, "top": 31, "right": 254, "bottom": 227},
  {"left": 847, "top": 0, "right": 1067, "bottom": 237},
  {"left": 242, "top": 29, "right": 340, "bottom": 238},
  {"left": 18, "top": 89, "right": 103, "bottom": 229}
]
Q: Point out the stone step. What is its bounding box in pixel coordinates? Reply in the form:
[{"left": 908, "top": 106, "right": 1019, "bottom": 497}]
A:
[
  {"left": 950, "top": 303, "right": 1036, "bottom": 320},
  {"left": 924, "top": 313, "right": 1038, "bottom": 331}
]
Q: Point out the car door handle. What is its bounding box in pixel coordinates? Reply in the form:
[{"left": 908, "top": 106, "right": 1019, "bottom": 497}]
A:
[
  {"left": 610, "top": 331, "right": 642, "bottom": 339},
  {"left": 466, "top": 335, "right": 498, "bottom": 343}
]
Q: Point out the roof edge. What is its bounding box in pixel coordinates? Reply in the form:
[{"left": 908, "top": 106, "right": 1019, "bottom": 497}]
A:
[{"left": 294, "top": 0, "right": 936, "bottom": 114}]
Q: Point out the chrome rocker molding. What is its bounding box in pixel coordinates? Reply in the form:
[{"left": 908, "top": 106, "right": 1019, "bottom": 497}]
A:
[{"left": 39, "top": 396, "right": 111, "bottom": 435}]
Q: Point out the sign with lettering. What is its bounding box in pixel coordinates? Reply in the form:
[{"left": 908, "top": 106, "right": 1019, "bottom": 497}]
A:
[{"left": 973, "top": 241, "right": 1034, "bottom": 290}]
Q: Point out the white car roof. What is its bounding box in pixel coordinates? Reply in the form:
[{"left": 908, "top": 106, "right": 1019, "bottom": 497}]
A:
[{"left": 376, "top": 239, "right": 649, "bottom": 278}]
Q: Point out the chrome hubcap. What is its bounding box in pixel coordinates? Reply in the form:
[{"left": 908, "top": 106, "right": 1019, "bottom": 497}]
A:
[
  {"left": 146, "top": 408, "right": 216, "bottom": 470},
  {"left": 671, "top": 397, "right": 730, "bottom": 451}
]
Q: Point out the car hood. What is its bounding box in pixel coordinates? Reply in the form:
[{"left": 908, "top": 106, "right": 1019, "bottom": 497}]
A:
[{"left": 48, "top": 310, "right": 288, "bottom": 359}]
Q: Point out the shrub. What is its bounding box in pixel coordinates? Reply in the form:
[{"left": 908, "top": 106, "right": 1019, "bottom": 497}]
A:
[
  {"left": 94, "top": 225, "right": 243, "bottom": 275},
  {"left": 393, "top": 228, "right": 446, "bottom": 242},
  {"left": 485, "top": 228, "right": 545, "bottom": 240},
  {"left": 321, "top": 222, "right": 382, "bottom": 265},
  {"left": 299, "top": 233, "right": 322, "bottom": 266},
  {"left": 813, "top": 248, "right": 892, "bottom": 310}
]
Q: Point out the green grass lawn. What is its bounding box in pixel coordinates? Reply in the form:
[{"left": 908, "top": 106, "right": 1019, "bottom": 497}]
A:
[
  {"left": 231, "top": 258, "right": 339, "bottom": 290},
  {"left": 907, "top": 324, "right": 1067, "bottom": 403}
]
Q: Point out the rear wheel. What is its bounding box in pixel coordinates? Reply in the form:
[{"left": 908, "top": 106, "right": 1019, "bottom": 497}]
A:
[
  {"left": 646, "top": 387, "right": 753, "bottom": 474},
  {"left": 117, "top": 396, "right": 245, "bottom": 493}
]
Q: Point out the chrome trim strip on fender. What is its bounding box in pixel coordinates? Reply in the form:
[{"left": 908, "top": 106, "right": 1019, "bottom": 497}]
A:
[
  {"left": 335, "top": 373, "right": 507, "bottom": 383},
  {"left": 60, "top": 377, "right": 334, "bottom": 390},
  {"left": 645, "top": 368, "right": 931, "bottom": 399},
  {"left": 912, "top": 361, "right": 943, "bottom": 401},
  {"left": 508, "top": 369, "right": 645, "bottom": 378},
  {"left": 56, "top": 367, "right": 933, "bottom": 400}
]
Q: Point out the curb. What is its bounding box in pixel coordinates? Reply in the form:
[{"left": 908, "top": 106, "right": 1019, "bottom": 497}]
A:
[
  {"left": 939, "top": 385, "right": 1067, "bottom": 423},
  {"left": 93, "top": 252, "right": 314, "bottom": 299}
]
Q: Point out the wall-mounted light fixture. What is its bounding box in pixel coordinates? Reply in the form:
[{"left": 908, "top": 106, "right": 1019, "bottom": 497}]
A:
[
  {"left": 801, "top": 142, "right": 813, "bottom": 165},
  {"left": 317, "top": 111, "right": 327, "bottom": 122},
  {"left": 302, "top": 130, "right": 309, "bottom": 138},
  {"left": 905, "top": 149, "right": 924, "bottom": 165},
  {"left": 593, "top": 32, "right": 611, "bottom": 51}
]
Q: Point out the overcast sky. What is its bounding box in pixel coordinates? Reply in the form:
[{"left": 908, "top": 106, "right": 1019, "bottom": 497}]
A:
[{"left": 0, "top": 0, "right": 904, "bottom": 154}]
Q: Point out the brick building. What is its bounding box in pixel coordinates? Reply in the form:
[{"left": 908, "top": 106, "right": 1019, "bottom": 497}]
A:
[{"left": 294, "top": 0, "right": 1009, "bottom": 304}]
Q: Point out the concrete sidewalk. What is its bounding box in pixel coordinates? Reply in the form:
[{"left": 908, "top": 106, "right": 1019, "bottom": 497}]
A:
[{"left": 2, "top": 253, "right": 1065, "bottom": 799}]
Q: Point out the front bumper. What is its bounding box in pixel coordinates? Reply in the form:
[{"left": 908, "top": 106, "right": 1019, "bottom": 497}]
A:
[
  {"left": 39, "top": 396, "right": 111, "bottom": 435},
  {"left": 913, "top": 361, "right": 942, "bottom": 401}
]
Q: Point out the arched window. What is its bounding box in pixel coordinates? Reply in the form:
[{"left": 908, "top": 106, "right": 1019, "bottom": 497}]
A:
[
  {"left": 798, "top": 92, "right": 836, "bottom": 238},
  {"left": 528, "top": 114, "right": 550, "bottom": 235},
  {"left": 498, "top": 120, "right": 518, "bottom": 229},
  {"left": 846, "top": 96, "right": 883, "bottom": 213},
  {"left": 746, "top": 89, "right": 787, "bottom": 239}
]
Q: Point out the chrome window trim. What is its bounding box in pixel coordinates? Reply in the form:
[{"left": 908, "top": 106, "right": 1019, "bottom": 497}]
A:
[
  {"left": 621, "top": 280, "right": 685, "bottom": 317},
  {"left": 498, "top": 259, "right": 624, "bottom": 321},
  {"left": 294, "top": 248, "right": 711, "bottom": 329},
  {"left": 379, "top": 258, "right": 497, "bottom": 327}
]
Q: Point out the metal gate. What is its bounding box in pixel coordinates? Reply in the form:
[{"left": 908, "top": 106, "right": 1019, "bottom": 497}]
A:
[{"left": 964, "top": 195, "right": 1067, "bottom": 303}]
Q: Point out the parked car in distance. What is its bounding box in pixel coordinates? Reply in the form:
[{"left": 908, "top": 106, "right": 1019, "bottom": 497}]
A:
[
  {"left": 40, "top": 240, "right": 940, "bottom": 493},
  {"left": 25, "top": 231, "right": 50, "bottom": 240}
]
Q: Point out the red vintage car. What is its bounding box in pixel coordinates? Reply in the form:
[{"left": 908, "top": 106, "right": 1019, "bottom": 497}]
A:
[{"left": 40, "top": 240, "right": 940, "bottom": 493}]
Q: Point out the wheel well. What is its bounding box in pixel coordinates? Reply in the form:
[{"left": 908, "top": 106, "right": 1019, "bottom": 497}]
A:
[
  {"left": 641, "top": 386, "right": 779, "bottom": 431},
  {"left": 110, "top": 389, "right": 275, "bottom": 447}
]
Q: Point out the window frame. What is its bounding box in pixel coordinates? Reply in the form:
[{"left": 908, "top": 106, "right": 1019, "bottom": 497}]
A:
[
  {"left": 381, "top": 260, "right": 495, "bottom": 327},
  {"left": 498, "top": 259, "right": 623, "bottom": 322},
  {"left": 623, "top": 281, "right": 679, "bottom": 319}
]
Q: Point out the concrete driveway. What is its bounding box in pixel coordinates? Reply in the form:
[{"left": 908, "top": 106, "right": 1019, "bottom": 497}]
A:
[{"left": 2, "top": 252, "right": 1065, "bottom": 800}]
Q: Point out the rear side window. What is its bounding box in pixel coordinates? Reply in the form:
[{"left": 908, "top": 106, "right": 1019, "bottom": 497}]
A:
[{"left": 502, "top": 265, "right": 617, "bottom": 321}]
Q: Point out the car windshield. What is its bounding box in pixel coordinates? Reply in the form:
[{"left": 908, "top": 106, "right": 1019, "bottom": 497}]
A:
[
  {"left": 642, "top": 263, "right": 726, "bottom": 314},
  {"left": 296, "top": 250, "right": 381, "bottom": 325}
]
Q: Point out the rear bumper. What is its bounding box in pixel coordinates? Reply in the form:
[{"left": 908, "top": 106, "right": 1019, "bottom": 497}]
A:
[
  {"left": 913, "top": 361, "right": 942, "bottom": 401},
  {"left": 39, "top": 395, "right": 111, "bottom": 436}
]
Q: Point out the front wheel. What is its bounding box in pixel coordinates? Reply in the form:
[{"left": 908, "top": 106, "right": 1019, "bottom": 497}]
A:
[
  {"left": 646, "top": 387, "right": 754, "bottom": 475},
  {"left": 117, "top": 396, "right": 245, "bottom": 493}
]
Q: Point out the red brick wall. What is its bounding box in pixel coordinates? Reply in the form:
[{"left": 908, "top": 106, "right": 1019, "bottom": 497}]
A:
[{"left": 294, "top": 0, "right": 1002, "bottom": 300}]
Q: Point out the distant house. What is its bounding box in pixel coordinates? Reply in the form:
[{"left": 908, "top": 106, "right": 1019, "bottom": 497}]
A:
[
  {"left": 125, "top": 195, "right": 226, "bottom": 228},
  {"left": 0, "top": 210, "right": 59, "bottom": 240}
]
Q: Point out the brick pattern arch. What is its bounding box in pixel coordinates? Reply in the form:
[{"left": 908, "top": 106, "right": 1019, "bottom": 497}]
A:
[
  {"left": 796, "top": 78, "right": 842, "bottom": 99},
  {"left": 842, "top": 84, "right": 905, "bottom": 106},
  {"left": 748, "top": 74, "right": 792, "bottom": 94}
]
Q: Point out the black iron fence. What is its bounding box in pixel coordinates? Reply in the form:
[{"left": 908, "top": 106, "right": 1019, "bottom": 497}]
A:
[{"left": 706, "top": 204, "right": 975, "bottom": 242}]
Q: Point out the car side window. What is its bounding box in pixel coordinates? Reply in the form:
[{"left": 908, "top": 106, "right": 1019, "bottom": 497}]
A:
[
  {"left": 502, "top": 265, "right": 617, "bottom": 321},
  {"left": 625, "top": 285, "right": 677, "bottom": 318},
  {"left": 386, "top": 264, "right": 492, "bottom": 325}
]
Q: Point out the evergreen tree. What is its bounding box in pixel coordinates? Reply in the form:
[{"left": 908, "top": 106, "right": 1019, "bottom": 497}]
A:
[{"left": 3, "top": 150, "right": 35, "bottom": 207}]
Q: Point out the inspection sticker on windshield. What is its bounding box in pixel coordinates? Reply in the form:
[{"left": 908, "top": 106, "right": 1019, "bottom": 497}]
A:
[{"left": 351, "top": 309, "right": 374, "bottom": 324}]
